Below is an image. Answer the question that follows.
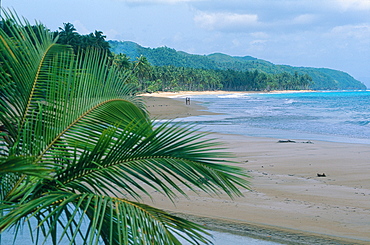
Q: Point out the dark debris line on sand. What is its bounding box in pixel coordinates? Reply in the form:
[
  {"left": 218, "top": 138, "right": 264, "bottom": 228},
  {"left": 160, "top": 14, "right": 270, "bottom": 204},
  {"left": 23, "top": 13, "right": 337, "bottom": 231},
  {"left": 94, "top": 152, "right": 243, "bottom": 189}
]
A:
[
  {"left": 277, "top": 140, "right": 314, "bottom": 144},
  {"left": 172, "top": 213, "right": 367, "bottom": 245}
]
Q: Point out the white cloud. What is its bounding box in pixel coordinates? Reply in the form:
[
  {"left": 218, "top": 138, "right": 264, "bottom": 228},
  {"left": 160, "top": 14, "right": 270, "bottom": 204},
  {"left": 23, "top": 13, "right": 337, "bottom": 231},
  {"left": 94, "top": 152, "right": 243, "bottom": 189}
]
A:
[
  {"left": 292, "top": 14, "right": 317, "bottom": 25},
  {"left": 191, "top": 0, "right": 370, "bottom": 31},
  {"left": 105, "top": 29, "right": 120, "bottom": 40},
  {"left": 335, "top": 0, "right": 370, "bottom": 11},
  {"left": 231, "top": 38, "right": 241, "bottom": 47},
  {"left": 194, "top": 10, "right": 320, "bottom": 33},
  {"left": 72, "top": 20, "right": 90, "bottom": 35},
  {"left": 250, "top": 39, "right": 267, "bottom": 45},
  {"left": 330, "top": 24, "right": 370, "bottom": 40},
  {"left": 250, "top": 32, "right": 269, "bottom": 39},
  {"left": 194, "top": 12, "right": 259, "bottom": 31}
]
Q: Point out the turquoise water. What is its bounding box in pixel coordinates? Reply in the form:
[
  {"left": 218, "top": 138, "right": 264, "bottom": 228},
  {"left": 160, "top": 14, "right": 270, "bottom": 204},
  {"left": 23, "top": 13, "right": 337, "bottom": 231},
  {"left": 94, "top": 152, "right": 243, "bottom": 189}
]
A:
[
  {"left": 176, "top": 90, "right": 370, "bottom": 144},
  {"left": 2, "top": 226, "right": 281, "bottom": 245},
  {"left": 6, "top": 91, "right": 367, "bottom": 245},
  {"left": 2, "top": 223, "right": 281, "bottom": 245}
]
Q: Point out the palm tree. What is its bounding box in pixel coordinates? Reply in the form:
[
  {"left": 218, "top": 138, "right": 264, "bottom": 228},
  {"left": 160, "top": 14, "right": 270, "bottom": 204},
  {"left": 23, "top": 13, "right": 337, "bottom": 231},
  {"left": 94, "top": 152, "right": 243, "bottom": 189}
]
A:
[
  {"left": 112, "top": 53, "right": 132, "bottom": 71},
  {"left": 58, "top": 22, "right": 79, "bottom": 45},
  {"left": 0, "top": 10, "right": 249, "bottom": 245}
]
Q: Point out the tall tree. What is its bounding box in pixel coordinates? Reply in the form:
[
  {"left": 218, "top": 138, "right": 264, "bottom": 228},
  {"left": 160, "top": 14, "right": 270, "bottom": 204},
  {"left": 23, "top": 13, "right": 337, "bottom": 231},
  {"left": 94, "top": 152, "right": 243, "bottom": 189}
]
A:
[
  {"left": 56, "top": 23, "right": 112, "bottom": 56},
  {"left": 112, "top": 53, "right": 131, "bottom": 70},
  {"left": 0, "top": 10, "right": 249, "bottom": 245},
  {"left": 58, "top": 22, "right": 79, "bottom": 45}
]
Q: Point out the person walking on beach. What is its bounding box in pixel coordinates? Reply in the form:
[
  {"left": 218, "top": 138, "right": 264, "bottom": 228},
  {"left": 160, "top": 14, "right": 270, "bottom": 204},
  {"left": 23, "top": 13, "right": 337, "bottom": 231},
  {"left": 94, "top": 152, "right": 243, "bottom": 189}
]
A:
[{"left": 185, "top": 97, "right": 191, "bottom": 105}]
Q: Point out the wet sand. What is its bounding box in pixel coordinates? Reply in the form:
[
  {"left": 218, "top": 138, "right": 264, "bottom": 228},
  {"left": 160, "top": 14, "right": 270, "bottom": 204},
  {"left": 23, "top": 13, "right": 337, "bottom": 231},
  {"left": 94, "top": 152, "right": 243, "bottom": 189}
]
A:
[
  {"left": 139, "top": 92, "right": 370, "bottom": 244},
  {"left": 139, "top": 93, "right": 218, "bottom": 119}
]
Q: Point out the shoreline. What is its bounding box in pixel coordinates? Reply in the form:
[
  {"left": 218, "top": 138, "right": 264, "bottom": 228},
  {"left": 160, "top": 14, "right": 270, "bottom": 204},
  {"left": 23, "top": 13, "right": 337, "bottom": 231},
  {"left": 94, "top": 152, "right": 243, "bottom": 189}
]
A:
[
  {"left": 172, "top": 213, "right": 366, "bottom": 245},
  {"left": 139, "top": 90, "right": 315, "bottom": 120},
  {"left": 139, "top": 89, "right": 316, "bottom": 98},
  {"left": 139, "top": 92, "right": 370, "bottom": 244},
  {"left": 139, "top": 94, "right": 219, "bottom": 119}
]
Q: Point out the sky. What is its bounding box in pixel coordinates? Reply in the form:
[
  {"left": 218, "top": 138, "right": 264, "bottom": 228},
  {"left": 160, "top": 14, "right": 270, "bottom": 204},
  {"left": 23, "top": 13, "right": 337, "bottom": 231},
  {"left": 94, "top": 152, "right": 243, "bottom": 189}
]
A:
[{"left": 4, "top": 0, "right": 370, "bottom": 87}]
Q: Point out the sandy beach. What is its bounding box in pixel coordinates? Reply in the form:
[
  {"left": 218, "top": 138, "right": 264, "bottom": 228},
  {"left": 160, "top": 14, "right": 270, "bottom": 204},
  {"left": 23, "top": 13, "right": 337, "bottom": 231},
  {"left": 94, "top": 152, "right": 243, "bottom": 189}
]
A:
[{"left": 139, "top": 92, "right": 370, "bottom": 244}]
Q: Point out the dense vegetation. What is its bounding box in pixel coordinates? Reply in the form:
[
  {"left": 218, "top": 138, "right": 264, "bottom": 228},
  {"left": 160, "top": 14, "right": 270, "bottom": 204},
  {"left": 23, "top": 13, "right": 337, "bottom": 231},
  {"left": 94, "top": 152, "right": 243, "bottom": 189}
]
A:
[
  {"left": 0, "top": 10, "right": 248, "bottom": 245},
  {"left": 128, "top": 61, "right": 313, "bottom": 92},
  {"left": 10, "top": 21, "right": 364, "bottom": 94},
  {"left": 55, "top": 22, "right": 112, "bottom": 55},
  {"left": 109, "top": 44, "right": 313, "bottom": 92},
  {"left": 29, "top": 25, "right": 366, "bottom": 92},
  {"left": 110, "top": 40, "right": 367, "bottom": 90}
]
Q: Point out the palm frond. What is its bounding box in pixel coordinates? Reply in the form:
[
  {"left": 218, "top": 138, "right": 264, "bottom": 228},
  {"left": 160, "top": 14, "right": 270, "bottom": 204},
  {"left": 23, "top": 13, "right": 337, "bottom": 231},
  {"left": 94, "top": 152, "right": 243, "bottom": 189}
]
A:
[
  {"left": 0, "top": 10, "right": 68, "bottom": 146},
  {"left": 54, "top": 121, "right": 249, "bottom": 202},
  {"left": 0, "top": 192, "right": 212, "bottom": 245},
  {"left": 0, "top": 156, "right": 51, "bottom": 178},
  {"left": 0, "top": 9, "right": 249, "bottom": 245}
]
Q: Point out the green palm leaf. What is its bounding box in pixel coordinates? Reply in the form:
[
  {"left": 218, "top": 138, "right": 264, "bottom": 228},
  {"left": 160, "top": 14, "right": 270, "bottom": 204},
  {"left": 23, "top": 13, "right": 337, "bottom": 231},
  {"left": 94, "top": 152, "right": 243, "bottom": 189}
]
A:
[
  {"left": 0, "top": 9, "right": 249, "bottom": 245},
  {"left": 0, "top": 191, "right": 212, "bottom": 245}
]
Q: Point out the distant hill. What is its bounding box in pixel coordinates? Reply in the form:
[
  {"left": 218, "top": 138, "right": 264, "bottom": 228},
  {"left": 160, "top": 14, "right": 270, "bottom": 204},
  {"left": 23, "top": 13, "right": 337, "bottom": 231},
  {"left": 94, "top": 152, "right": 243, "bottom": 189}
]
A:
[{"left": 109, "top": 40, "right": 367, "bottom": 90}]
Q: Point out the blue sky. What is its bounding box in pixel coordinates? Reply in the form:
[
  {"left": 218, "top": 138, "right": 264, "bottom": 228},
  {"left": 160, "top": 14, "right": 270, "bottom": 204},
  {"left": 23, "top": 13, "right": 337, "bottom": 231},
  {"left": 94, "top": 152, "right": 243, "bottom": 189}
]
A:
[{"left": 5, "top": 0, "right": 370, "bottom": 87}]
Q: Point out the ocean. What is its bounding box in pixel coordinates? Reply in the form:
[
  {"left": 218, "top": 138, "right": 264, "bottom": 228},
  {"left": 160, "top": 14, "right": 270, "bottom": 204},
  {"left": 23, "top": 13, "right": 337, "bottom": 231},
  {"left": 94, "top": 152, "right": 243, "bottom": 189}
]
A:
[
  {"left": 3, "top": 91, "right": 367, "bottom": 245},
  {"left": 173, "top": 90, "right": 370, "bottom": 244},
  {"left": 175, "top": 90, "right": 370, "bottom": 145},
  {"left": 2, "top": 228, "right": 281, "bottom": 245}
]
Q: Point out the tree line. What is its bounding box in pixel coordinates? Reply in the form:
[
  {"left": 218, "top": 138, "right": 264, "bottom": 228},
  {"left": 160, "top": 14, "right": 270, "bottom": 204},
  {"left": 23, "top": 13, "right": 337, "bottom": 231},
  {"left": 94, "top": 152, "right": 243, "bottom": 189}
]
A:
[
  {"left": 125, "top": 59, "right": 312, "bottom": 92},
  {"left": 2, "top": 21, "right": 312, "bottom": 93},
  {"left": 51, "top": 23, "right": 313, "bottom": 92}
]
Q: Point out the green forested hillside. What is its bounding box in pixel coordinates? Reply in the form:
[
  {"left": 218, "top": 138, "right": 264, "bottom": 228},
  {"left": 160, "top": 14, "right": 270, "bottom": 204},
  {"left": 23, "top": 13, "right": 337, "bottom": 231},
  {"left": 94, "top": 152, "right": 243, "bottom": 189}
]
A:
[
  {"left": 109, "top": 40, "right": 366, "bottom": 90},
  {"left": 110, "top": 41, "right": 220, "bottom": 69}
]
